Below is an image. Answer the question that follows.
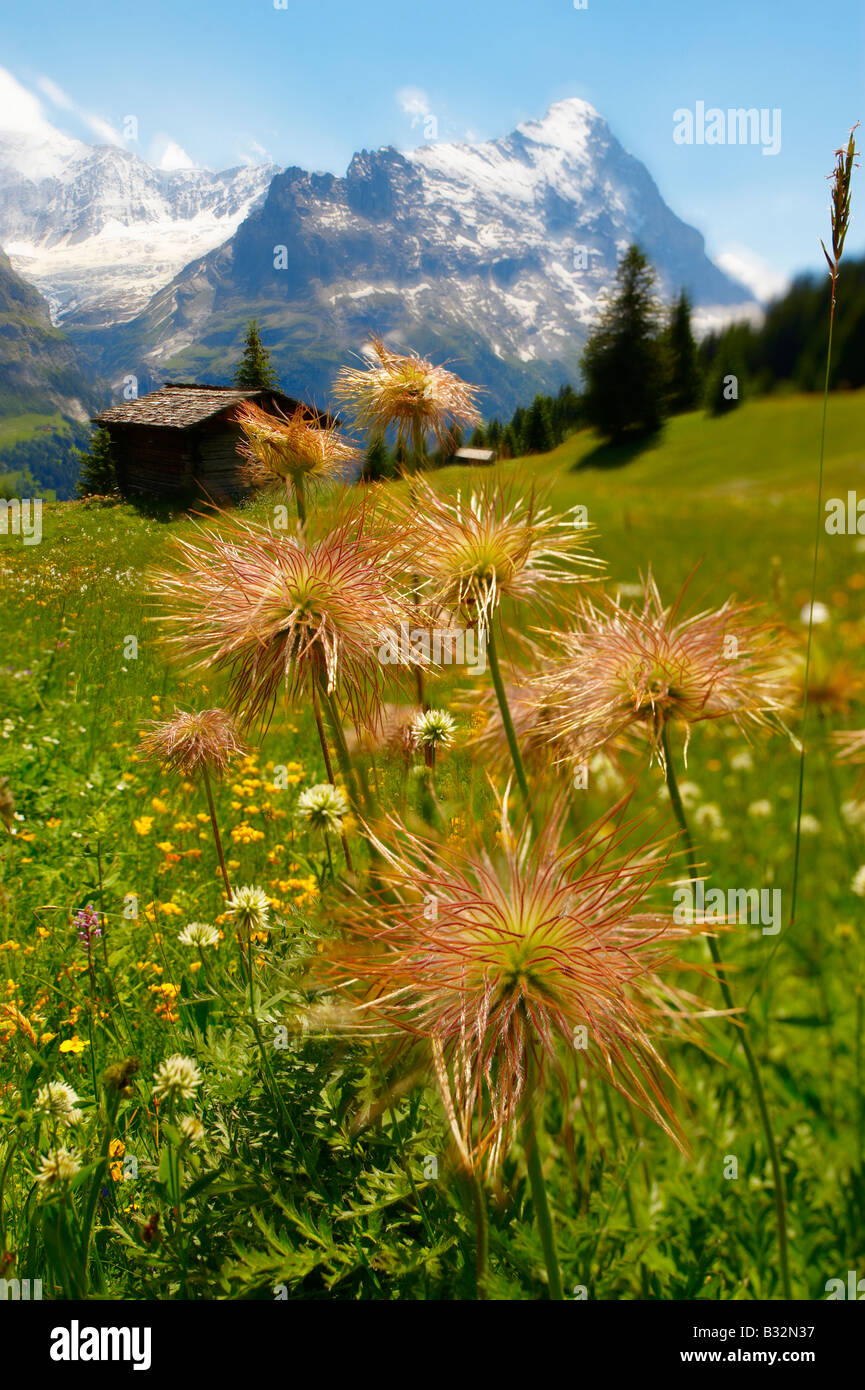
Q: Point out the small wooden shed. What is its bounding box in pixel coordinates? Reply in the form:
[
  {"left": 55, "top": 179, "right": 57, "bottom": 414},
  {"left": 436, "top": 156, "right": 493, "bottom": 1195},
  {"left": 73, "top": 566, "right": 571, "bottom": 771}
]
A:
[
  {"left": 452, "top": 447, "right": 496, "bottom": 466},
  {"left": 93, "top": 382, "right": 311, "bottom": 500}
]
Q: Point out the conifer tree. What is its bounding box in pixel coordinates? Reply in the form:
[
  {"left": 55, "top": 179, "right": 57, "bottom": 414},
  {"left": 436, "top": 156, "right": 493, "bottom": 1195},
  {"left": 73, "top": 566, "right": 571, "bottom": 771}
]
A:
[
  {"left": 664, "top": 290, "right": 702, "bottom": 414},
  {"left": 500, "top": 424, "right": 519, "bottom": 459},
  {"left": 580, "top": 245, "right": 666, "bottom": 443},
  {"left": 704, "top": 328, "right": 747, "bottom": 416},
  {"left": 522, "top": 395, "right": 554, "bottom": 453},
  {"left": 360, "top": 434, "right": 396, "bottom": 481},
  {"left": 74, "top": 426, "right": 118, "bottom": 497},
  {"left": 233, "top": 320, "right": 279, "bottom": 390}
]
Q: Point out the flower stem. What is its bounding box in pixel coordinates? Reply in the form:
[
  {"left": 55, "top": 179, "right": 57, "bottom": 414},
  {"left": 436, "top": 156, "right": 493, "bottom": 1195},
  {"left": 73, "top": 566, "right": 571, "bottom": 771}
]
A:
[
  {"left": 311, "top": 677, "right": 353, "bottom": 871},
  {"left": 521, "top": 1084, "right": 564, "bottom": 1300},
  {"left": 661, "top": 720, "right": 792, "bottom": 1299},
  {"left": 486, "top": 625, "right": 536, "bottom": 830},
  {"left": 202, "top": 765, "right": 232, "bottom": 900},
  {"left": 469, "top": 1171, "right": 489, "bottom": 1299},
  {"left": 292, "top": 473, "right": 307, "bottom": 528}
]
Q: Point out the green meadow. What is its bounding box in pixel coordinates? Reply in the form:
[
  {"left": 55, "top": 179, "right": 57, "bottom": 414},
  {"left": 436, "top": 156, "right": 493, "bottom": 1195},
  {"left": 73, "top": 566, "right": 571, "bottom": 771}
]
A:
[{"left": 1, "top": 391, "right": 864, "bottom": 1300}]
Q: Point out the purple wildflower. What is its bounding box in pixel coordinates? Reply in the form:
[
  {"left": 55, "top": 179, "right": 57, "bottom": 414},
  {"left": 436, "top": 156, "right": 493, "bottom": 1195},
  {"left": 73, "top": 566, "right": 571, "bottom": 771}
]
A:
[{"left": 75, "top": 904, "right": 102, "bottom": 949}]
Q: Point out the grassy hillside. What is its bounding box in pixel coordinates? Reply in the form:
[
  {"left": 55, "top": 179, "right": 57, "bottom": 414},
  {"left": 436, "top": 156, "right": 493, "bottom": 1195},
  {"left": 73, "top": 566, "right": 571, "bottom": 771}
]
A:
[
  {"left": 1, "top": 391, "right": 864, "bottom": 1301},
  {"left": 0, "top": 250, "right": 101, "bottom": 498}
]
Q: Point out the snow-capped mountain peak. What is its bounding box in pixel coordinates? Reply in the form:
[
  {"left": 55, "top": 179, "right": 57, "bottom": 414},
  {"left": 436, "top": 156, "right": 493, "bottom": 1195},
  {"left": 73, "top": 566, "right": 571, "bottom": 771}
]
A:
[
  {"left": 516, "top": 95, "right": 601, "bottom": 148},
  {"left": 0, "top": 82, "right": 276, "bottom": 328}
]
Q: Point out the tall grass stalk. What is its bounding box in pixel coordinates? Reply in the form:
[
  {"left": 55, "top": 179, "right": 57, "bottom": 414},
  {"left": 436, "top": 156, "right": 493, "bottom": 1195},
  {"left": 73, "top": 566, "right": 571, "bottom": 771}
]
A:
[{"left": 791, "top": 126, "right": 858, "bottom": 929}]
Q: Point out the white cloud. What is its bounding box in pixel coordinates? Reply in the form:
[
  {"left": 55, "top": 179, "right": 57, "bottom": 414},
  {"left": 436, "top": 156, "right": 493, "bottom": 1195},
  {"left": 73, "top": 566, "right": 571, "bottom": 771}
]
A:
[
  {"left": 716, "top": 245, "right": 790, "bottom": 304},
  {"left": 397, "top": 86, "right": 432, "bottom": 126},
  {"left": 35, "top": 72, "right": 124, "bottom": 146},
  {"left": 234, "top": 137, "right": 271, "bottom": 167},
  {"left": 0, "top": 66, "right": 59, "bottom": 139}
]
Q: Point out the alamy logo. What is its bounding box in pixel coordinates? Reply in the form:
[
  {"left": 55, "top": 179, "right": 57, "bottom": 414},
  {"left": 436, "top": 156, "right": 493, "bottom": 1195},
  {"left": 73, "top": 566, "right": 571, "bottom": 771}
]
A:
[
  {"left": 673, "top": 102, "right": 782, "bottom": 156},
  {"left": 0, "top": 1277, "right": 42, "bottom": 1299},
  {"left": 825, "top": 492, "right": 865, "bottom": 534},
  {"left": 378, "top": 622, "right": 487, "bottom": 675},
  {"left": 50, "top": 1321, "right": 152, "bottom": 1371},
  {"left": 673, "top": 880, "right": 781, "bottom": 935},
  {"left": 0, "top": 498, "right": 42, "bottom": 546},
  {"left": 825, "top": 1271, "right": 865, "bottom": 1299}
]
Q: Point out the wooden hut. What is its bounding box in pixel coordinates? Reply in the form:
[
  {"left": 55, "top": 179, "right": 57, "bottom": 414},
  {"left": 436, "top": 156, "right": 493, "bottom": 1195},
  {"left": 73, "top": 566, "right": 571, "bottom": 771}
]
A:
[{"left": 93, "top": 382, "right": 316, "bottom": 500}]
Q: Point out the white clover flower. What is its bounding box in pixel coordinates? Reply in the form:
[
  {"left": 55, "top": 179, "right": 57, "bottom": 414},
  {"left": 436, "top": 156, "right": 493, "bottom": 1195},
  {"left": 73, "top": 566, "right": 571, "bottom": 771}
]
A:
[
  {"left": 37, "top": 1146, "right": 81, "bottom": 1187},
  {"left": 226, "top": 885, "right": 271, "bottom": 934},
  {"left": 178, "top": 1115, "right": 205, "bottom": 1145},
  {"left": 731, "top": 749, "right": 754, "bottom": 773},
  {"left": 851, "top": 866, "right": 865, "bottom": 898},
  {"left": 695, "top": 803, "right": 723, "bottom": 831},
  {"left": 799, "top": 602, "right": 830, "bottom": 626},
  {"left": 296, "top": 783, "right": 349, "bottom": 835},
  {"left": 35, "top": 1081, "right": 82, "bottom": 1127},
  {"left": 178, "top": 921, "right": 220, "bottom": 948},
  {"left": 748, "top": 800, "right": 773, "bottom": 818},
  {"left": 411, "top": 708, "right": 457, "bottom": 751},
  {"left": 797, "top": 815, "right": 821, "bottom": 836},
  {"left": 842, "top": 800, "right": 865, "bottom": 828},
  {"left": 152, "top": 1054, "right": 202, "bottom": 1105},
  {"left": 694, "top": 803, "right": 729, "bottom": 841}
]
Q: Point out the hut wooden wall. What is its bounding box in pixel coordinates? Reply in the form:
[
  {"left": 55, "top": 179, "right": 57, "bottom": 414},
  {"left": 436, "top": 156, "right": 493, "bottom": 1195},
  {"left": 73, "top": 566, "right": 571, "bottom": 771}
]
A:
[
  {"left": 195, "top": 421, "right": 250, "bottom": 499},
  {"left": 109, "top": 425, "right": 194, "bottom": 496},
  {"left": 108, "top": 419, "right": 251, "bottom": 499}
]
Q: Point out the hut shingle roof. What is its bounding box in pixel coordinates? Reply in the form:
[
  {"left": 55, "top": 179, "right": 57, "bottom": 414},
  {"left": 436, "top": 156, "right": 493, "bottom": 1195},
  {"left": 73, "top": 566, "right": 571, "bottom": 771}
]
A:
[{"left": 94, "top": 384, "right": 302, "bottom": 431}]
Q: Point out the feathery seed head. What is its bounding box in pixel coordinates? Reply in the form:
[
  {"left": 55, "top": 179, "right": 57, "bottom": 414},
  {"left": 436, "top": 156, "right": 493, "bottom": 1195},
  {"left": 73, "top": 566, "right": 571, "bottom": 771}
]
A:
[
  {"left": 139, "top": 708, "right": 246, "bottom": 779},
  {"left": 833, "top": 728, "right": 865, "bottom": 787},
  {"left": 393, "top": 477, "right": 600, "bottom": 635},
  {"left": 537, "top": 573, "right": 791, "bottom": 763},
  {"left": 322, "top": 802, "right": 711, "bottom": 1174},
  {"left": 334, "top": 336, "right": 481, "bottom": 459},
  {"left": 236, "top": 400, "right": 359, "bottom": 489},
  {"left": 151, "top": 502, "right": 414, "bottom": 731}
]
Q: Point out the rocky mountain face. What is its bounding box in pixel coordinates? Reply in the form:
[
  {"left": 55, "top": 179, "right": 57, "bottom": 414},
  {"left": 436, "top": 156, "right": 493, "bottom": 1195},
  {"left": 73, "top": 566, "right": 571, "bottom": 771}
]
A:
[
  {"left": 78, "top": 99, "right": 755, "bottom": 417},
  {"left": 1, "top": 95, "right": 756, "bottom": 419}
]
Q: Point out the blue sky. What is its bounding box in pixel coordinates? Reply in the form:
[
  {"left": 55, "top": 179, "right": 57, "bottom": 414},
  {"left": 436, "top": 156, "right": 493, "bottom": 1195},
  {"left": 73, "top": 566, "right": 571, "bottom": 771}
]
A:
[{"left": 2, "top": 0, "right": 863, "bottom": 296}]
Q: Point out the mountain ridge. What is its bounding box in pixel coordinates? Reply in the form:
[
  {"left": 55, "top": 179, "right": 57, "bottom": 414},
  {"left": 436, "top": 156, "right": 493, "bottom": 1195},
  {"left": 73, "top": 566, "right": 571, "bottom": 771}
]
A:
[{"left": 1, "top": 92, "right": 758, "bottom": 418}]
